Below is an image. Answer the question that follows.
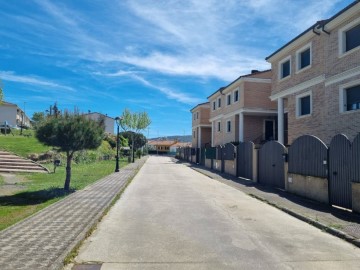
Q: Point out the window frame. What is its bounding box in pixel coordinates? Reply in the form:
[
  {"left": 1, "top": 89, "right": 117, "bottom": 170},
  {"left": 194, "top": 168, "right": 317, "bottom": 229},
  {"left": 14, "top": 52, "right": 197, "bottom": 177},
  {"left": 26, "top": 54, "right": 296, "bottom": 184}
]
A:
[
  {"left": 278, "top": 56, "right": 291, "bottom": 80},
  {"left": 217, "top": 97, "right": 221, "bottom": 108},
  {"left": 338, "top": 17, "right": 360, "bottom": 57},
  {"left": 296, "top": 43, "right": 312, "bottom": 73},
  {"left": 196, "top": 111, "right": 199, "bottom": 119},
  {"left": 217, "top": 121, "right": 221, "bottom": 132},
  {"left": 226, "top": 120, "right": 231, "bottom": 133},
  {"left": 339, "top": 80, "right": 360, "bottom": 114},
  {"left": 233, "top": 89, "right": 239, "bottom": 103},
  {"left": 212, "top": 101, "right": 216, "bottom": 111},
  {"left": 226, "top": 93, "right": 231, "bottom": 106},
  {"left": 296, "top": 91, "right": 312, "bottom": 118}
]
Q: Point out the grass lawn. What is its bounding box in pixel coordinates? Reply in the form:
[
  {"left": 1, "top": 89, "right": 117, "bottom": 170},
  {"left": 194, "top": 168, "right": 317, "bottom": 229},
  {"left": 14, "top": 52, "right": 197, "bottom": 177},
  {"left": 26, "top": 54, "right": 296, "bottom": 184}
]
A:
[
  {"left": 0, "top": 134, "right": 51, "bottom": 157},
  {"left": 0, "top": 158, "right": 128, "bottom": 231}
]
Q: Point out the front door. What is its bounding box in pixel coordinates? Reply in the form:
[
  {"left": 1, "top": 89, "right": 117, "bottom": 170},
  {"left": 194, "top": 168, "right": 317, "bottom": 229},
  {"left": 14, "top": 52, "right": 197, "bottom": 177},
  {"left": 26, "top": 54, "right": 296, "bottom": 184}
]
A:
[{"left": 264, "top": 120, "right": 275, "bottom": 141}]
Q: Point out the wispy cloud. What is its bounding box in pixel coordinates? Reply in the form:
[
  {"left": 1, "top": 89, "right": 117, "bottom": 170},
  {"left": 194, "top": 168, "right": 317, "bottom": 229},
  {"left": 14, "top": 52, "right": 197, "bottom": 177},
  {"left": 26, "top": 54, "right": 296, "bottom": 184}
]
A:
[
  {"left": 0, "top": 71, "right": 75, "bottom": 92},
  {"left": 130, "top": 74, "right": 202, "bottom": 105}
]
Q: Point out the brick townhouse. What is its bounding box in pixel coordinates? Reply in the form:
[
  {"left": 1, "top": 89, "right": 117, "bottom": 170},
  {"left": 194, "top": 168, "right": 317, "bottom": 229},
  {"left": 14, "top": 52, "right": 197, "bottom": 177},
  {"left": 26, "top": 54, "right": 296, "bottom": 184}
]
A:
[
  {"left": 266, "top": 1, "right": 360, "bottom": 145},
  {"left": 206, "top": 70, "right": 277, "bottom": 146},
  {"left": 190, "top": 102, "right": 212, "bottom": 148}
]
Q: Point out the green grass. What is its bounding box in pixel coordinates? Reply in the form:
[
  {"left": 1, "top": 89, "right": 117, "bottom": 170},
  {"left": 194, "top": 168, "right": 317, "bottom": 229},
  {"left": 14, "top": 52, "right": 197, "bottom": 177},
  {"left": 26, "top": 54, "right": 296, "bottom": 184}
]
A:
[
  {"left": 0, "top": 158, "right": 128, "bottom": 231},
  {"left": 0, "top": 133, "right": 51, "bottom": 157}
]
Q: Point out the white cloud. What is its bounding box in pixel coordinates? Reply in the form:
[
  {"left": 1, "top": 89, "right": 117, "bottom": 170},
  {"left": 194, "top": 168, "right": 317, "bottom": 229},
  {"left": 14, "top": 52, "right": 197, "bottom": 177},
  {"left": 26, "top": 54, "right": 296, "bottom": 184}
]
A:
[
  {"left": 0, "top": 71, "right": 75, "bottom": 92},
  {"left": 129, "top": 74, "right": 203, "bottom": 105}
]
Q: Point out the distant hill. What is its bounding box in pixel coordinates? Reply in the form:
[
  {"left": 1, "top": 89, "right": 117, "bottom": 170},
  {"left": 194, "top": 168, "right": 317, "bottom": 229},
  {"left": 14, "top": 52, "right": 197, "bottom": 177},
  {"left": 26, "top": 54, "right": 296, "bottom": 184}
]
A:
[{"left": 149, "top": 135, "right": 192, "bottom": 142}]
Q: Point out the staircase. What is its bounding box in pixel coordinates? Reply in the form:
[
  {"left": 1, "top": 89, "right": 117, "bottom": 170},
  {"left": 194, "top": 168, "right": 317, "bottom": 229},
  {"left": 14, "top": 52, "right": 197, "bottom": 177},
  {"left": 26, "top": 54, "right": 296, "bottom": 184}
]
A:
[{"left": 0, "top": 151, "right": 49, "bottom": 173}]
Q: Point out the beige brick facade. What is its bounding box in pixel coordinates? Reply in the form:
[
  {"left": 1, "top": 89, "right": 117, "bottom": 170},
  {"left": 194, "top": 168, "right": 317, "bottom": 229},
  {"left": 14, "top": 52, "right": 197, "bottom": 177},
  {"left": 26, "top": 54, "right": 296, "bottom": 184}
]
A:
[
  {"left": 207, "top": 70, "right": 277, "bottom": 146},
  {"left": 191, "top": 102, "right": 212, "bottom": 148},
  {"left": 267, "top": 2, "right": 360, "bottom": 145}
]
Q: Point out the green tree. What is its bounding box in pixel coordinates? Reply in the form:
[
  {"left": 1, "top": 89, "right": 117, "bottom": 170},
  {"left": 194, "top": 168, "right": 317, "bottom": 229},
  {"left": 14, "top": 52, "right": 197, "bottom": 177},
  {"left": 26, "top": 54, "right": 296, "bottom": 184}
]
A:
[
  {"left": 32, "top": 112, "right": 46, "bottom": 128},
  {"left": 120, "top": 131, "right": 147, "bottom": 150},
  {"left": 120, "top": 109, "right": 151, "bottom": 162},
  {"left": 36, "top": 113, "right": 104, "bottom": 191}
]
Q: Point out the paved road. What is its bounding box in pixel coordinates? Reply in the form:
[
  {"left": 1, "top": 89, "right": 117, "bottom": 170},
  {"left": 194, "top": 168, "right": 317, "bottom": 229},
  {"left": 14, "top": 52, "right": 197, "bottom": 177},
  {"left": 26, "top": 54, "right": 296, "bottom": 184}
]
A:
[{"left": 74, "top": 156, "right": 360, "bottom": 270}]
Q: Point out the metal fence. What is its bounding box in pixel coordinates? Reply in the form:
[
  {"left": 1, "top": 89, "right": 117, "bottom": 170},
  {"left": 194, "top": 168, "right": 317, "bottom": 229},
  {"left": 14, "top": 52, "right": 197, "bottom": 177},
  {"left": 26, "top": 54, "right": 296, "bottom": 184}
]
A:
[
  {"left": 237, "top": 141, "right": 255, "bottom": 180},
  {"left": 288, "top": 135, "right": 328, "bottom": 178}
]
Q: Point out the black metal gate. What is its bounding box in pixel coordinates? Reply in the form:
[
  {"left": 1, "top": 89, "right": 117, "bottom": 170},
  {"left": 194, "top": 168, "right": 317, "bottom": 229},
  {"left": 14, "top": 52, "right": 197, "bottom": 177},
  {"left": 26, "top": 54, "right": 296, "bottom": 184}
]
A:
[
  {"left": 216, "top": 146, "right": 225, "bottom": 173},
  {"left": 200, "top": 148, "right": 206, "bottom": 165},
  {"left": 258, "top": 141, "right": 286, "bottom": 189},
  {"left": 329, "top": 134, "right": 352, "bottom": 209},
  {"left": 196, "top": 148, "right": 200, "bottom": 164},
  {"left": 352, "top": 134, "right": 360, "bottom": 185},
  {"left": 237, "top": 141, "right": 255, "bottom": 180}
]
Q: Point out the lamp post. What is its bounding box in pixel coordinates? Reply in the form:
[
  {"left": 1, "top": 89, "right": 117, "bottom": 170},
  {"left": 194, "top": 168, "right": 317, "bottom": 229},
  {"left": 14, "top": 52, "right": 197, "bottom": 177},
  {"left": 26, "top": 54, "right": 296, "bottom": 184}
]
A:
[{"left": 114, "top": 117, "right": 122, "bottom": 172}]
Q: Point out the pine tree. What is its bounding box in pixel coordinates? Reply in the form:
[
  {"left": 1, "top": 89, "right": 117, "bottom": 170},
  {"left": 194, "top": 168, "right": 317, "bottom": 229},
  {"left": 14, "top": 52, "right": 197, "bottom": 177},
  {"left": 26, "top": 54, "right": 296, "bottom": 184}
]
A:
[{"left": 36, "top": 113, "right": 104, "bottom": 190}]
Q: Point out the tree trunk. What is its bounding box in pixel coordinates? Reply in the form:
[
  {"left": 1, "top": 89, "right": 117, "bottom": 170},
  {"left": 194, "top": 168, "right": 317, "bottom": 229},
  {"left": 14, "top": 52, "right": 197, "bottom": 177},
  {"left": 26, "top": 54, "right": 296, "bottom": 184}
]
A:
[{"left": 64, "top": 152, "right": 73, "bottom": 191}]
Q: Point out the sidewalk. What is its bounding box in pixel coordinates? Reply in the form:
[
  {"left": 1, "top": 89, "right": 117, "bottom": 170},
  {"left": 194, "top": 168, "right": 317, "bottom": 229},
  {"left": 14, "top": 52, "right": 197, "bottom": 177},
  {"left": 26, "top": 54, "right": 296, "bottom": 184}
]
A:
[
  {"left": 181, "top": 160, "right": 360, "bottom": 248},
  {"left": 0, "top": 157, "right": 147, "bottom": 270}
]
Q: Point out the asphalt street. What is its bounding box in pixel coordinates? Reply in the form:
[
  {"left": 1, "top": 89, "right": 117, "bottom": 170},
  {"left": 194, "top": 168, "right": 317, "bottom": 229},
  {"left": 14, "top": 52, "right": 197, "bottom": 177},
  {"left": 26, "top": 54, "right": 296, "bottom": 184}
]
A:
[{"left": 73, "top": 155, "right": 360, "bottom": 270}]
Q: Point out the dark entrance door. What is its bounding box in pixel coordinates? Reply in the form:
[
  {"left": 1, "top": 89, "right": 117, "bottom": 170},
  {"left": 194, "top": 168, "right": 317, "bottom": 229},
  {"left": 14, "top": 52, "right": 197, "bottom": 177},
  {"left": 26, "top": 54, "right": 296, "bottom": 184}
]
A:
[
  {"left": 258, "top": 141, "right": 286, "bottom": 189},
  {"left": 264, "top": 120, "right": 275, "bottom": 141},
  {"left": 329, "top": 134, "right": 352, "bottom": 209}
]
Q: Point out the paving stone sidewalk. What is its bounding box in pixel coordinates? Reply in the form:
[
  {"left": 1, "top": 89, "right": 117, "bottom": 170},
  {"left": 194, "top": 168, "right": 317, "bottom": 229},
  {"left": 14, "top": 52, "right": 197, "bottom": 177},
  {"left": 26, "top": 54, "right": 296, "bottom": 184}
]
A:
[
  {"left": 0, "top": 157, "right": 147, "bottom": 270},
  {"left": 181, "top": 160, "right": 360, "bottom": 248}
]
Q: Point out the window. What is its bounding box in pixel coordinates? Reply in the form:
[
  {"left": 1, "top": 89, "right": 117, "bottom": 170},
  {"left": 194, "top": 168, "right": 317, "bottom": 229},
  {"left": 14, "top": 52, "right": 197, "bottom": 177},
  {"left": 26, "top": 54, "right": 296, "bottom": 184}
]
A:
[
  {"left": 196, "top": 112, "right": 199, "bottom": 119},
  {"left": 193, "top": 130, "right": 195, "bottom": 138},
  {"left": 346, "top": 23, "right": 360, "bottom": 52},
  {"left": 213, "top": 101, "right": 216, "bottom": 111},
  {"left": 296, "top": 92, "right": 312, "bottom": 117},
  {"left": 227, "top": 94, "right": 231, "bottom": 106},
  {"left": 226, "top": 120, "right": 231, "bottom": 132},
  {"left": 279, "top": 56, "right": 291, "bottom": 79},
  {"left": 233, "top": 90, "right": 239, "bottom": 102},
  {"left": 345, "top": 85, "right": 360, "bottom": 112},
  {"left": 193, "top": 113, "right": 196, "bottom": 120},
  {"left": 218, "top": 97, "right": 221, "bottom": 108},
  {"left": 296, "top": 44, "right": 311, "bottom": 71},
  {"left": 339, "top": 19, "right": 360, "bottom": 55},
  {"left": 217, "top": 121, "right": 221, "bottom": 132}
]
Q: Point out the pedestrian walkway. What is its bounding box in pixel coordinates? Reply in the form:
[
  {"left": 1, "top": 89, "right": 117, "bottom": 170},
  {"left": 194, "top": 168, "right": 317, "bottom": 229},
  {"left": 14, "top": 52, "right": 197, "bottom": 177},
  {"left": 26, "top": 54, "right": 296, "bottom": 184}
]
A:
[
  {"left": 183, "top": 160, "right": 360, "bottom": 248},
  {"left": 0, "top": 157, "right": 147, "bottom": 270}
]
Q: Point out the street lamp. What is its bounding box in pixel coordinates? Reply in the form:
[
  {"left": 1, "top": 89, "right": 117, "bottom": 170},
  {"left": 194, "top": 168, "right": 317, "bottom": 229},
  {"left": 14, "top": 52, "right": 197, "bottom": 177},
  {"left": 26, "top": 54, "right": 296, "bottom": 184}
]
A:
[{"left": 114, "top": 116, "right": 122, "bottom": 172}]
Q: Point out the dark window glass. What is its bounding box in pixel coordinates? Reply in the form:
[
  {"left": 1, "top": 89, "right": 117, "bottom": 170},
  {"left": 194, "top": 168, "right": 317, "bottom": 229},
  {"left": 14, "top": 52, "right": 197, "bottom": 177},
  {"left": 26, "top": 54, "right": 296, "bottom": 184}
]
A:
[
  {"left": 218, "top": 122, "right": 221, "bottom": 131},
  {"left": 300, "top": 48, "right": 310, "bottom": 69},
  {"left": 227, "top": 121, "right": 231, "bottom": 132},
  {"left": 281, "top": 60, "right": 290, "bottom": 78},
  {"left": 346, "top": 85, "right": 360, "bottom": 111},
  {"left": 213, "top": 101, "right": 216, "bottom": 110},
  {"left": 218, "top": 98, "right": 221, "bottom": 108},
  {"left": 234, "top": 91, "right": 239, "bottom": 102},
  {"left": 227, "top": 95, "right": 231, "bottom": 105},
  {"left": 300, "top": 95, "right": 310, "bottom": 116},
  {"left": 346, "top": 24, "right": 360, "bottom": 52}
]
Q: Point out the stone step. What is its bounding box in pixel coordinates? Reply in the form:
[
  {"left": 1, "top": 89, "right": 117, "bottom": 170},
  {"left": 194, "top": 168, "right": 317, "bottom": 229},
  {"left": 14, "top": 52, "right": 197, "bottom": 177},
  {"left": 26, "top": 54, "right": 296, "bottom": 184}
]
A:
[
  {"left": 0, "top": 168, "right": 48, "bottom": 173},
  {"left": 0, "top": 151, "right": 49, "bottom": 173},
  {"left": 0, "top": 159, "right": 34, "bottom": 163},
  {"left": 0, "top": 156, "right": 25, "bottom": 160},
  {"left": 0, "top": 164, "right": 47, "bottom": 170}
]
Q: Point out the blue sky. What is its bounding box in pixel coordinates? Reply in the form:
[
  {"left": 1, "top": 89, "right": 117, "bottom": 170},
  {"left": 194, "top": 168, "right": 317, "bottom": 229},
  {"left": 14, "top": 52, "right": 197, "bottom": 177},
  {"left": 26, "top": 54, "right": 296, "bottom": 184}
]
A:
[{"left": 0, "top": 0, "right": 354, "bottom": 138}]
